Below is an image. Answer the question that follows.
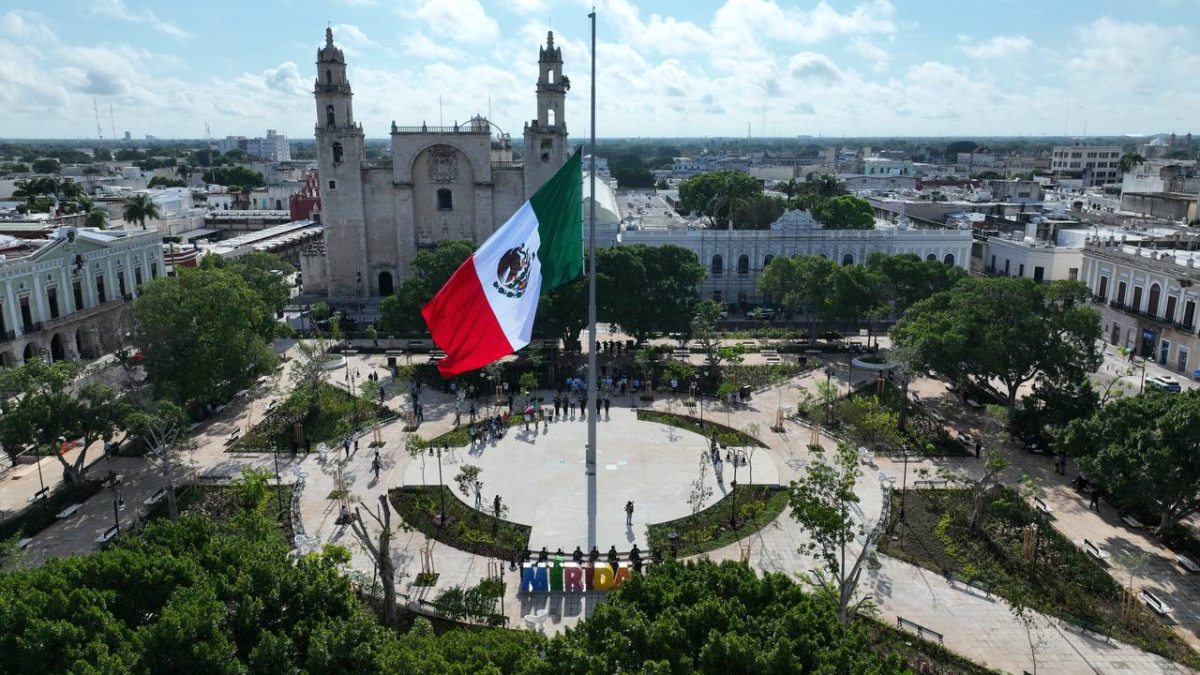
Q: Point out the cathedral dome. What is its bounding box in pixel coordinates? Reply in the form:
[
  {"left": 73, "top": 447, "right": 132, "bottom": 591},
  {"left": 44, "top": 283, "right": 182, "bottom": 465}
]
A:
[{"left": 318, "top": 27, "right": 345, "bottom": 64}]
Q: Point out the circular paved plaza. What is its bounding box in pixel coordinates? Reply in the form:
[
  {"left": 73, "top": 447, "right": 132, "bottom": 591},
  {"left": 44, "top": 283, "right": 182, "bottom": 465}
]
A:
[{"left": 402, "top": 405, "right": 780, "bottom": 550}]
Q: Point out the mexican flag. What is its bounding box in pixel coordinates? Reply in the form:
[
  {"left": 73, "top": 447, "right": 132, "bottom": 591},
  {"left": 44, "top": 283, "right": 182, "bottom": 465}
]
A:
[{"left": 423, "top": 149, "right": 582, "bottom": 376}]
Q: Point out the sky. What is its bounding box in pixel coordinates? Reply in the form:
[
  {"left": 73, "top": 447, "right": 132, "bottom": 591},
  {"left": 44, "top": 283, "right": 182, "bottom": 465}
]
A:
[{"left": 3, "top": 0, "right": 1200, "bottom": 140}]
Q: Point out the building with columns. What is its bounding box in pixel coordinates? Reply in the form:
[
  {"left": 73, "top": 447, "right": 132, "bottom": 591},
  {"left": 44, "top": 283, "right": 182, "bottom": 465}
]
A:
[
  {"left": 306, "top": 27, "right": 570, "bottom": 301},
  {"left": 0, "top": 226, "right": 165, "bottom": 367}
]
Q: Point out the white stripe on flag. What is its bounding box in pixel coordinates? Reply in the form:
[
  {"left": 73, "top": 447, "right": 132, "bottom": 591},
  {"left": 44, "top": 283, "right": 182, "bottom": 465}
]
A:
[{"left": 471, "top": 201, "right": 543, "bottom": 350}]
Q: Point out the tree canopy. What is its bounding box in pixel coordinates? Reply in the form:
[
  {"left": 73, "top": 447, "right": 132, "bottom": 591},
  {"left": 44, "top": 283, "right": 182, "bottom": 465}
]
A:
[
  {"left": 597, "top": 244, "right": 704, "bottom": 344},
  {"left": 891, "top": 278, "right": 1101, "bottom": 418},
  {"left": 864, "top": 251, "right": 967, "bottom": 314},
  {"left": 133, "top": 265, "right": 277, "bottom": 412},
  {"left": 200, "top": 252, "right": 296, "bottom": 317},
  {"left": 378, "top": 240, "right": 477, "bottom": 334},
  {"left": 1061, "top": 389, "right": 1200, "bottom": 536},
  {"left": 677, "top": 170, "right": 763, "bottom": 225},
  {"left": 201, "top": 165, "right": 265, "bottom": 188},
  {"left": 814, "top": 195, "right": 875, "bottom": 230}
]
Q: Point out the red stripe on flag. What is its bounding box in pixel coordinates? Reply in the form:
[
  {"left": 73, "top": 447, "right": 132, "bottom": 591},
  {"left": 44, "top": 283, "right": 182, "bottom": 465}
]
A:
[{"left": 422, "top": 255, "right": 514, "bottom": 377}]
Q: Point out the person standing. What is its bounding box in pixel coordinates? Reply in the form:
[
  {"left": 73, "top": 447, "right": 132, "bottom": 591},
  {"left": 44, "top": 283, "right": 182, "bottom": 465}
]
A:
[
  {"left": 493, "top": 494, "right": 502, "bottom": 518},
  {"left": 1089, "top": 487, "right": 1102, "bottom": 512},
  {"left": 475, "top": 480, "right": 483, "bottom": 509},
  {"left": 625, "top": 500, "right": 635, "bottom": 526},
  {"left": 715, "top": 457, "right": 724, "bottom": 483},
  {"left": 974, "top": 439, "right": 981, "bottom": 458},
  {"left": 604, "top": 397, "right": 611, "bottom": 416},
  {"left": 343, "top": 438, "right": 351, "bottom": 459},
  {"left": 469, "top": 402, "right": 476, "bottom": 423},
  {"left": 372, "top": 455, "right": 381, "bottom": 481}
]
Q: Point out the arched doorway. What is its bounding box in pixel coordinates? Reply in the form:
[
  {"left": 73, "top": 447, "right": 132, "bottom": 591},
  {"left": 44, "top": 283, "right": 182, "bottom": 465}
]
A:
[
  {"left": 378, "top": 271, "right": 394, "bottom": 297},
  {"left": 841, "top": 253, "right": 854, "bottom": 266},
  {"left": 926, "top": 254, "right": 937, "bottom": 262},
  {"left": 711, "top": 254, "right": 723, "bottom": 276},
  {"left": 1148, "top": 283, "right": 1161, "bottom": 317},
  {"left": 22, "top": 343, "right": 36, "bottom": 363},
  {"left": 944, "top": 253, "right": 955, "bottom": 266},
  {"left": 763, "top": 254, "right": 775, "bottom": 268},
  {"left": 737, "top": 255, "right": 750, "bottom": 275},
  {"left": 50, "top": 333, "right": 66, "bottom": 362}
]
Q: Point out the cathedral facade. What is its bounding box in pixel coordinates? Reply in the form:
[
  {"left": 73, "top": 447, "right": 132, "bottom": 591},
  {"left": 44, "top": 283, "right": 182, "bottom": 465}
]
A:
[{"left": 306, "top": 28, "right": 570, "bottom": 300}]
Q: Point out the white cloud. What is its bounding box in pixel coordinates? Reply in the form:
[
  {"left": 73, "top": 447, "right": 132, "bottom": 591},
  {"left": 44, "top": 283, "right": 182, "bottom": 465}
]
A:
[
  {"left": 411, "top": 0, "right": 499, "bottom": 43},
  {"left": 1065, "top": 18, "right": 1187, "bottom": 94},
  {"left": 401, "top": 31, "right": 466, "bottom": 60},
  {"left": 712, "top": 0, "right": 897, "bottom": 45},
  {"left": 91, "top": 0, "right": 188, "bottom": 40},
  {"left": 788, "top": 52, "right": 842, "bottom": 83},
  {"left": 507, "top": 0, "right": 547, "bottom": 14},
  {"left": 960, "top": 35, "right": 1033, "bottom": 59},
  {"left": 1, "top": 10, "right": 57, "bottom": 42},
  {"left": 329, "top": 23, "right": 378, "bottom": 57},
  {"left": 849, "top": 36, "right": 888, "bottom": 62}
]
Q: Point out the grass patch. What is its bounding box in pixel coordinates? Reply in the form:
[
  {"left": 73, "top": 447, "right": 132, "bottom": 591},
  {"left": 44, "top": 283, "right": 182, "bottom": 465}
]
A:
[
  {"left": 637, "top": 410, "right": 767, "bottom": 448},
  {"left": 0, "top": 479, "right": 105, "bottom": 546},
  {"left": 863, "top": 617, "right": 1002, "bottom": 675},
  {"left": 647, "top": 485, "right": 788, "bottom": 557},
  {"left": 389, "top": 486, "right": 531, "bottom": 561},
  {"left": 417, "top": 413, "right": 530, "bottom": 449},
  {"left": 881, "top": 488, "right": 1200, "bottom": 668},
  {"left": 413, "top": 572, "right": 440, "bottom": 587},
  {"left": 231, "top": 382, "right": 389, "bottom": 453}
]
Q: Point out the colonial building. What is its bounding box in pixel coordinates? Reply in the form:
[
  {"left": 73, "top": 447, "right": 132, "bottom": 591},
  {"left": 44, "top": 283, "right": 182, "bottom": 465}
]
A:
[
  {"left": 0, "top": 226, "right": 165, "bottom": 367},
  {"left": 306, "top": 28, "right": 570, "bottom": 300}
]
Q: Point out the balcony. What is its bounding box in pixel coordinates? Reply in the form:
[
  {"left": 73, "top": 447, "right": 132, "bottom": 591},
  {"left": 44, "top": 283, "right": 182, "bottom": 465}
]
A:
[
  {"left": 1109, "top": 300, "right": 1125, "bottom": 310},
  {"left": 1174, "top": 322, "right": 1195, "bottom": 334}
]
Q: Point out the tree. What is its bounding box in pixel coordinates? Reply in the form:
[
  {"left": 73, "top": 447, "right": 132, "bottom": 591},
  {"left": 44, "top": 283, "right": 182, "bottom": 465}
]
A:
[
  {"left": 200, "top": 251, "right": 296, "bottom": 317},
  {"left": 686, "top": 452, "right": 712, "bottom": 526},
  {"left": 891, "top": 278, "right": 1101, "bottom": 420},
  {"left": 201, "top": 165, "right": 265, "bottom": 188},
  {"left": 815, "top": 195, "right": 874, "bottom": 230},
  {"left": 534, "top": 275, "right": 586, "bottom": 346},
  {"left": 706, "top": 173, "right": 754, "bottom": 229},
  {"left": 597, "top": 245, "right": 704, "bottom": 344},
  {"left": 93, "top": 147, "right": 113, "bottom": 162},
  {"left": 121, "top": 193, "right": 161, "bottom": 230},
  {"left": 788, "top": 444, "right": 872, "bottom": 625},
  {"left": 690, "top": 299, "right": 725, "bottom": 367},
  {"left": 379, "top": 240, "right": 477, "bottom": 333},
  {"left": 1061, "top": 389, "right": 1200, "bottom": 537},
  {"left": 775, "top": 178, "right": 801, "bottom": 198},
  {"left": 865, "top": 251, "right": 967, "bottom": 316},
  {"left": 433, "top": 578, "right": 506, "bottom": 626},
  {"left": 126, "top": 401, "right": 196, "bottom": 520},
  {"left": 1117, "top": 152, "right": 1146, "bottom": 175},
  {"left": 454, "top": 464, "right": 482, "bottom": 499},
  {"left": 758, "top": 254, "right": 837, "bottom": 342},
  {"left": 133, "top": 266, "right": 276, "bottom": 411},
  {"left": 736, "top": 193, "right": 787, "bottom": 230},
  {"left": 349, "top": 494, "right": 399, "bottom": 626},
  {"left": 75, "top": 195, "right": 108, "bottom": 229},
  {"left": 0, "top": 359, "right": 127, "bottom": 482},
  {"left": 31, "top": 158, "right": 60, "bottom": 174},
  {"left": 677, "top": 170, "right": 762, "bottom": 224},
  {"left": 611, "top": 167, "right": 656, "bottom": 188},
  {"left": 147, "top": 176, "right": 186, "bottom": 188}
]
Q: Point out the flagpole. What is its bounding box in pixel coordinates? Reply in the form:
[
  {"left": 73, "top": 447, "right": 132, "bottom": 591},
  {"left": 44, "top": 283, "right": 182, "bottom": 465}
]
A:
[{"left": 586, "top": 7, "right": 598, "bottom": 551}]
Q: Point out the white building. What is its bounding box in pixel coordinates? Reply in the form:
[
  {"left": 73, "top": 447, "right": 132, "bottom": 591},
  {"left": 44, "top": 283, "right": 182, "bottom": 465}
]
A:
[
  {"left": 0, "top": 226, "right": 165, "bottom": 366},
  {"left": 217, "top": 130, "right": 292, "bottom": 162},
  {"left": 615, "top": 210, "right": 972, "bottom": 306},
  {"left": 1051, "top": 143, "right": 1123, "bottom": 187},
  {"left": 861, "top": 157, "right": 914, "bottom": 176}
]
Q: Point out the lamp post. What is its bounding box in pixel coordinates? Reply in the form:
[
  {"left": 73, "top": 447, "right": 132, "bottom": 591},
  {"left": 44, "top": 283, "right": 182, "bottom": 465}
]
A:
[
  {"left": 273, "top": 442, "right": 285, "bottom": 516},
  {"left": 111, "top": 486, "right": 125, "bottom": 535},
  {"left": 34, "top": 450, "right": 47, "bottom": 511},
  {"left": 900, "top": 446, "right": 911, "bottom": 522}
]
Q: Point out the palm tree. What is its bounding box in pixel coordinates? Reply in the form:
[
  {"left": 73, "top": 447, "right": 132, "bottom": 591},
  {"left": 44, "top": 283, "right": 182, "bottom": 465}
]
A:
[
  {"left": 707, "top": 175, "right": 751, "bottom": 230},
  {"left": 176, "top": 164, "right": 193, "bottom": 182},
  {"left": 122, "top": 193, "right": 161, "bottom": 230},
  {"left": 814, "top": 174, "right": 844, "bottom": 199},
  {"left": 1117, "top": 152, "right": 1146, "bottom": 175},
  {"left": 776, "top": 179, "right": 801, "bottom": 199},
  {"left": 74, "top": 196, "right": 107, "bottom": 229}
]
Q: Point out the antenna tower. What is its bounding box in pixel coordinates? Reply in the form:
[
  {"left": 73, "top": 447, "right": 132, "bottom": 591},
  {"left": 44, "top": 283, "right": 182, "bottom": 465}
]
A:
[
  {"left": 93, "top": 99, "right": 104, "bottom": 140},
  {"left": 108, "top": 104, "right": 116, "bottom": 139}
]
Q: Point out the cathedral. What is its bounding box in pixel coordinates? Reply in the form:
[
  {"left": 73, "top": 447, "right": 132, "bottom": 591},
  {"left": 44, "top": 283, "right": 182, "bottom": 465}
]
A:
[{"left": 302, "top": 27, "right": 570, "bottom": 300}]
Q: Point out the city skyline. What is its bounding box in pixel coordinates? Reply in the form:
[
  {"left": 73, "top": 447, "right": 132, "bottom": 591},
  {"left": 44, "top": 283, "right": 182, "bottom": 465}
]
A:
[{"left": 3, "top": 0, "right": 1199, "bottom": 140}]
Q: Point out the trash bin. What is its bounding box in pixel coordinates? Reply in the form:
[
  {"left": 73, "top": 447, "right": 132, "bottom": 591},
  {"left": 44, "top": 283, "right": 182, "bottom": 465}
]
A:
[
  {"left": 387, "top": 356, "right": 397, "bottom": 368},
  {"left": 739, "top": 385, "right": 752, "bottom": 401}
]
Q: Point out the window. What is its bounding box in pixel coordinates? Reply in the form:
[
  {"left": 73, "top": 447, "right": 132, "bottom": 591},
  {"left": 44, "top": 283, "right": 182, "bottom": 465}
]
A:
[
  {"left": 711, "top": 254, "right": 723, "bottom": 276},
  {"left": 1132, "top": 286, "right": 1143, "bottom": 310},
  {"left": 0, "top": 303, "right": 5, "bottom": 335},
  {"left": 328, "top": 180, "right": 336, "bottom": 190},
  {"left": 73, "top": 281, "right": 83, "bottom": 310},
  {"left": 763, "top": 254, "right": 774, "bottom": 268},
  {"left": 737, "top": 292, "right": 747, "bottom": 305},
  {"left": 926, "top": 254, "right": 936, "bottom": 262},
  {"left": 1148, "top": 284, "right": 1161, "bottom": 316},
  {"left": 96, "top": 277, "right": 106, "bottom": 304},
  {"left": 547, "top": 108, "right": 556, "bottom": 126},
  {"left": 990, "top": 254, "right": 996, "bottom": 270},
  {"left": 1068, "top": 268, "right": 1078, "bottom": 281},
  {"left": 1165, "top": 296, "right": 1177, "bottom": 323},
  {"left": 1179, "top": 348, "right": 1189, "bottom": 373},
  {"left": 325, "top": 104, "right": 335, "bottom": 127},
  {"left": 151, "top": 263, "right": 159, "bottom": 279},
  {"left": 1117, "top": 280, "right": 1127, "bottom": 304},
  {"left": 1018, "top": 264, "right": 1025, "bottom": 277},
  {"left": 841, "top": 253, "right": 853, "bottom": 266},
  {"left": 134, "top": 267, "right": 143, "bottom": 287},
  {"left": 118, "top": 271, "right": 127, "bottom": 298},
  {"left": 1185, "top": 300, "right": 1196, "bottom": 328},
  {"left": 437, "top": 188, "right": 453, "bottom": 212},
  {"left": 47, "top": 288, "right": 59, "bottom": 320},
  {"left": 1097, "top": 276, "right": 1108, "bottom": 300},
  {"left": 1033, "top": 266, "right": 1044, "bottom": 282},
  {"left": 325, "top": 69, "right": 332, "bottom": 84},
  {"left": 19, "top": 298, "right": 32, "bottom": 329},
  {"left": 737, "top": 254, "right": 750, "bottom": 275},
  {"left": 713, "top": 290, "right": 722, "bottom": 302},
  {"left": 943, "top": 253, "right": 955, "bottom": 266},
  {"left": 332, "top": 142, "right": 343, "bottom": 164}
]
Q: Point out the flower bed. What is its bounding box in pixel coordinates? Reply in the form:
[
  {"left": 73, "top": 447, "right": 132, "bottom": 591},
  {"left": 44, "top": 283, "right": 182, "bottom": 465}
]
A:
[
  {"left": 881, "top": 487, "right": 1200, "bottom": 668},
  {"left": 231, "top": 382, "right": 388, "bottom": 453},
  {"left": 389, "top": 486, "right": 531, "bottom": 561},
  {"left": 636, "top": 410, "right": 767, "bottom": 448},
  {"left": 646, "top": 485, "right": 788, "bottom": 557}
]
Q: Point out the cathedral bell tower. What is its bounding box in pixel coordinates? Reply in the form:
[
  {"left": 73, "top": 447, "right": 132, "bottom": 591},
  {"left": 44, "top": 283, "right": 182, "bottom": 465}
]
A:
[
  {"left": 523, "top": 31, "right": 570, "bottom": 197},
  {"left": 314, "top": 27, "right": 367, "bottom": 299}
]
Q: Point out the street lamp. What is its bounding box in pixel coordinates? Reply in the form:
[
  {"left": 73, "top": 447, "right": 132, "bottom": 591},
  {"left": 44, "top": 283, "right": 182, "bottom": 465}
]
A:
[
  {"left": 111, "top": 486, "right": 125, "bottom": 535},
  {"left": 899, "top": 445, "right": 911, "bottom": 522}
]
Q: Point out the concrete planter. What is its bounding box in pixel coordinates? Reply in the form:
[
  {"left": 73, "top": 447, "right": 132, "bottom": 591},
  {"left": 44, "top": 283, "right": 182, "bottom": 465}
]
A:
[{"left": 851, "top": 356, "right": 896, "bottom": 372}]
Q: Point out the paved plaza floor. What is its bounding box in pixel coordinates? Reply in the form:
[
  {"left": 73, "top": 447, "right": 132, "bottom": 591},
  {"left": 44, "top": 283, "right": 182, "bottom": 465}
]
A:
[{"left": 402, "top": 406, "right": 780, "bottom": 550}]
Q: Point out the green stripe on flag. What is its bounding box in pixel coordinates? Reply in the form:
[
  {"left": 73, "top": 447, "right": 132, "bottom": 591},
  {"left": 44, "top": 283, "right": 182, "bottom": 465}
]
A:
[{"left": 529, "top": 148, "right": 583, "bottom": 295}]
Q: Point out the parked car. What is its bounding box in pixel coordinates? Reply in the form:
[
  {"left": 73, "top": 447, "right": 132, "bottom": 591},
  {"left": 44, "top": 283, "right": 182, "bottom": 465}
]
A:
[
  {"left": 744, "top": 308, "right": 777, "bottom": 320},
  {"left": 1146, "top": 375, "right": 1182, "bottom": 393}
]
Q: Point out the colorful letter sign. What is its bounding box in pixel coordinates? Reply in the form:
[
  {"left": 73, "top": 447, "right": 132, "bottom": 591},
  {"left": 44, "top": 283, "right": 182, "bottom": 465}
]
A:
[{"left": 520, "top": 561, "right": 646, "bottom": 593}]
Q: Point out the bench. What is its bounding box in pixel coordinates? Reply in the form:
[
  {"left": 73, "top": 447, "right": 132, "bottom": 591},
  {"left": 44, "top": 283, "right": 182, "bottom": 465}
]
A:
[
  {"left": 143, "top": 488, "right": 166, "bottom": 506},
  {"left": 94, "top": 525, "right": 120, "bottom": 544},
  {"left": 965, "top": 398, "right": 982, "bottom": 409},
  {"left": 1033, "top": 496, "right": 1052, "bottom": 516},
  {"left": 896, "top": 616, "right": 943, "bottom": 645},
  {"left": 1121, "top": 513, "right": 1144, "bottom": 529},
  {"left": 256, "top": 375, "right": 270, "bottom": 385},
  {"left": 213, "top": 404, "right": 227, "bottom": 414},
  {"left": 857, "top": 446, "right": 875, "bottom": 466},
  {"left": 226, "top": 428, "right": 242, "bottom": 444},
  {"left": 17, "top": 537, "right": 33, "bottom": 550},
  {"left": 1139, "top": 590, "right": 1173, "bottom": 616},
  {"left": 187, "top": 422, "right": 200, "bottom": 434},
  {"left": 265, "top": 400, "right": 278, "bottom": 413},
  {"left": 950, "top": 573, "right": 992, "bottom": 599},
  {"left": 913, "top": 479, "right": 950, "bottom": 489},
  {"left": 27, "top": 487, "right": 49, "bottom": 503},
  {"left": 1082, "top": 539, "right": 1109, "bottom": 562},
  {"left": 1175, "top": 554, "right": 1200, "bottom": 573},
  {"left": 235, "top": 389, "right": 250, "bottom": 398},
  {"left": 56, "top": 503, "right": 83, "bottom": 519}
]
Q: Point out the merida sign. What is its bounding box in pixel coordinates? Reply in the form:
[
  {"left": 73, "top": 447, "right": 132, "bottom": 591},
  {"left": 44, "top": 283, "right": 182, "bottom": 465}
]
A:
[{"left": 519, "top": 561, "right": 647, "bottom": 593}]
